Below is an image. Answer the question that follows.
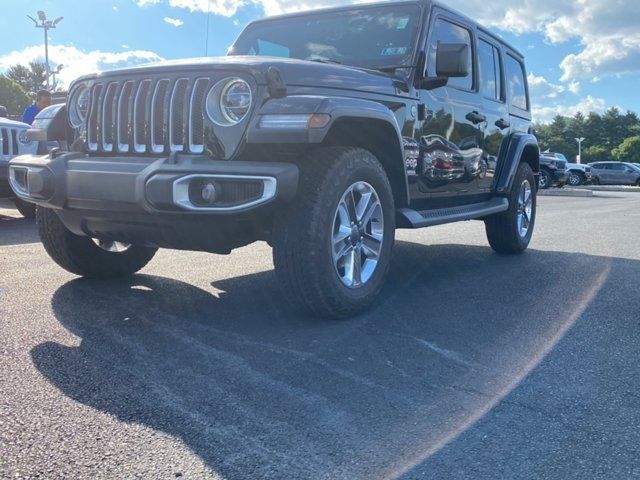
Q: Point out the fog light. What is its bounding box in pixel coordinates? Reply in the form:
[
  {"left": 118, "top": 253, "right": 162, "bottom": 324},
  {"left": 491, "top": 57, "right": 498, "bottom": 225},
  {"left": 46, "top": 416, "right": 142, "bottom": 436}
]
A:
[
  {"left": 201, "top": 182, "right": 217, "bottom": 203},
  {"left": 188, "top": 179, "right": 218, "bottom": 206}
]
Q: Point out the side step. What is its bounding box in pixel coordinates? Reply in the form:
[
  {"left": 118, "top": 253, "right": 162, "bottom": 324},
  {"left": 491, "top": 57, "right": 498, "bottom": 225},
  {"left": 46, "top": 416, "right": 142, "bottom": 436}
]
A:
[{"left": 398, "top": 197, "right": 509, "bottom": 229}]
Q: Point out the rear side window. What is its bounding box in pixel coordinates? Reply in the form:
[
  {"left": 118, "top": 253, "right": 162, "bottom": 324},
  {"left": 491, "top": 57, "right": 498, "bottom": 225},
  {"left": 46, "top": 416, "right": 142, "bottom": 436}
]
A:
[
  {"left": 427, "top": 18, "right": 473, "bottom": 91},
  {"left": 478, "top": 39, "right": 502, "bottom": 101},
  {"left": 505, "top": 54, "right": 528, "bottom": 111}
]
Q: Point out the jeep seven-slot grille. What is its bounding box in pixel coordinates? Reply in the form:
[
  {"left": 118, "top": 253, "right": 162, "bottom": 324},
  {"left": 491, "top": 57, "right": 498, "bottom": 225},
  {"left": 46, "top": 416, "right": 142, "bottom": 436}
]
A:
[
  {"left": 87, "top": 77, "right": 211, "bottom": 155},
  {"left": 0, "top": 128, "right": 19, "bottom": 158}
]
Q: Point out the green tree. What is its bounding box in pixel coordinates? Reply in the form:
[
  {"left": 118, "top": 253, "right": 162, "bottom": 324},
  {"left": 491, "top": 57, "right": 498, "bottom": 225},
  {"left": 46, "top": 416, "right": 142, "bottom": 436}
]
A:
[
  {"left": 582, "top": 145, "right": 610, "bottom": 163},
  {"left": 0, "top": 75, "right": 31, "bottom": 115},
  {"left": 5, "top": 61, "right": 48, "bottom": 93},
  {"left": 612, "top": 136, "right": 640, "bottom": 162}
]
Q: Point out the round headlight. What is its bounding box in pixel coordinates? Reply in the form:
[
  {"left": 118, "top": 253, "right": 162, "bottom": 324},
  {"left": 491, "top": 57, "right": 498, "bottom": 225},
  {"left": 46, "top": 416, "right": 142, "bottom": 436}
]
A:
[
  {"left": 18, "top": 129, "right": 31, "bottom": 145},
  {"left": 205, "top": 77, "right": 252, "bottom": 126},
  {"left": 69, "top": 84, "right": 90, "bottom": 128}
]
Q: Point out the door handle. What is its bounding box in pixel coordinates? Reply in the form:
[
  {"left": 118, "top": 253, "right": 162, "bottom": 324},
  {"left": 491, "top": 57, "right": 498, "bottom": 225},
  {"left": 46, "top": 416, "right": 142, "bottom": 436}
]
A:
[
  {"left": 495, "top": 118, "right": 511, "bottom": 129},
  {"left": 466, "top": 111, "right": 487, "bottom": 124}
]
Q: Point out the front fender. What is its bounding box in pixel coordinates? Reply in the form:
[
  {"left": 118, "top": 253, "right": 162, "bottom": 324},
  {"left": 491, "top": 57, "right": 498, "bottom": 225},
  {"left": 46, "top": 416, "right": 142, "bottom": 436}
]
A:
[
  {"left": 494, "top": 133, "right": 539, "bottom": 194},
  {"left": 246, "top": 95, "right": 402, "bottom": 145}
]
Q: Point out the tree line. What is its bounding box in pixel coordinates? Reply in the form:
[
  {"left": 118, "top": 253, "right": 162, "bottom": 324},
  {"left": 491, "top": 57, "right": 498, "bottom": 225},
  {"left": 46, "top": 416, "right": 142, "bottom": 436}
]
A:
[
  {"left": 1, "top": 61, "right": 62, "bottom": 115},
  {"left": 533, "top": 109, "right": 640, "bottom": 164}
]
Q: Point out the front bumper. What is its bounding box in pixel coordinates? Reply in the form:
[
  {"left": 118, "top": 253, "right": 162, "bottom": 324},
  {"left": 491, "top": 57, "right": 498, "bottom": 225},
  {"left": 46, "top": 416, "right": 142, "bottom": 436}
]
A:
[
  {"left": 9, "top": 152, "right": 298, "bottom": 251},
  {"left": 552, "top": 170, "right": 569, "bottom": 185}
]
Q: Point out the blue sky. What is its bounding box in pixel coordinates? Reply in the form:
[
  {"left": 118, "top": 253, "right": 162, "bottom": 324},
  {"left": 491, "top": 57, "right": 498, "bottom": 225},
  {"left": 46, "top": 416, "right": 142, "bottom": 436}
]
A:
[{"left": 1, "top": 0, "right": 639, "bottom": 122}]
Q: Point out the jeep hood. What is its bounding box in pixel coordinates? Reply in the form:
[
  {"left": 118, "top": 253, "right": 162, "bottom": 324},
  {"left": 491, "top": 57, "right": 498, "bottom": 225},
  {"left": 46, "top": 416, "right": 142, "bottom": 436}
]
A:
[{"left": 76, "top": 55, "right": 407, "bottom": 97}]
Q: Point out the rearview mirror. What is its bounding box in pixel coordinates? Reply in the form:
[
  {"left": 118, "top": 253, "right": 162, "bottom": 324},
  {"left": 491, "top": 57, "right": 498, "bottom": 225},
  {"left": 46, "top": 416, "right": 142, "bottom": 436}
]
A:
[{"left": 435, "top": 43, "right": 470, "bottom": 78}]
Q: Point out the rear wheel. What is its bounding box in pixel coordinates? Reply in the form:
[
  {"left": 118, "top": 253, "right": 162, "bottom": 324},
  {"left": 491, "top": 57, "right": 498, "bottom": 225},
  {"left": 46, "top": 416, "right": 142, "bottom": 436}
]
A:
[
  {"left": 13, "top": 198, "right": 36, "bottom": 219},
  {"left": 485, "top": 162, "right": 536, "bottom": 254},
  {"left": 37, "top": 207, "right": 157, "bottom": 278},
  {"left": 538, "top": 169, "right": 551, "bottom": 189},
  {"left": 272, "top": 147, "right": 395, "bottom": 319}
]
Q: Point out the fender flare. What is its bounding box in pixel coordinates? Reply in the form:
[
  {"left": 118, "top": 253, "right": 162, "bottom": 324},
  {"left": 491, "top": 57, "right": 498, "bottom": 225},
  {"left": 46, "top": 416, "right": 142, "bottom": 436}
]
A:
[
  {"left": 246, "top": 95, "right": 409, "bottom": 205},
  {"left": 494, "top": 132, "right": 539, "bottom": 194},
  {"left": 246, "top": 95, "right": 403, "bottom": 145}
]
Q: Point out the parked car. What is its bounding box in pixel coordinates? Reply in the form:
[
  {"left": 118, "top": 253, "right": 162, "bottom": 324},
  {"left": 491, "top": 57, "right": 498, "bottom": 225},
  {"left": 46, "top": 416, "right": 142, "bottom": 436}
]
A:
[
  {"left": 589, "top": 162, "right": 640, "bottom": 186},
  {"left": 565, "top": 162, "right": 593, "bottom": 186},
  {"left": 539, "top": 152, "right": 568, "bottom": 189},
  {"left": 0, "top": 117, "right": 38, "bottom": 217},
  {"left": 10, "top": 0, "right": 540, "bottom": 318}
]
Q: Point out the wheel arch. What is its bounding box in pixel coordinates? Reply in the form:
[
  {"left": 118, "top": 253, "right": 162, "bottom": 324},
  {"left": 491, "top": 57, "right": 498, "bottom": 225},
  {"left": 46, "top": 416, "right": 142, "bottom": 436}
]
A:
[
  {"left": 321, "top": 116, "right": 408, "bottom": 207},
  {"left": 246, "top": 95, "right": 409, "bottom": 207},
  {"left": 494, "top": 133, "right": 540, "bottom": 194}
]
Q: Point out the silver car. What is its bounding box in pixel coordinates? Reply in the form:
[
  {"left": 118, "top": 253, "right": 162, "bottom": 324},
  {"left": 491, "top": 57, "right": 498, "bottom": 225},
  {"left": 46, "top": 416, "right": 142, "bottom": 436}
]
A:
[{"left": 589, "top": 162, "right": 640, "bottom": 186}]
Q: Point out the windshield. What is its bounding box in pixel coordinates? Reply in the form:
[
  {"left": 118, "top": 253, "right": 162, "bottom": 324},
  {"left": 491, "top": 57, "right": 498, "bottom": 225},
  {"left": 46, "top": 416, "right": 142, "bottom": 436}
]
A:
[{"left": 229, "top": 4, "right": 422, "bottom": 71}]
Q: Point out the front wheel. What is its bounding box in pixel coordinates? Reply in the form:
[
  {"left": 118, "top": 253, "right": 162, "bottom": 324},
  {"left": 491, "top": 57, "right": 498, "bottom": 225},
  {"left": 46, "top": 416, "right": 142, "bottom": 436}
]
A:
[
  {"left": 272, "top": 147, "right": 395, "bottom": 319},
  {"left": 485, "top": 162, "right": 536, "bottom": 254},
  {"left": 37, "top": 207, "right": 158, "bottom": 278},
  {"left": 567, "top": 172, "right": 583, "bottom": 186}
]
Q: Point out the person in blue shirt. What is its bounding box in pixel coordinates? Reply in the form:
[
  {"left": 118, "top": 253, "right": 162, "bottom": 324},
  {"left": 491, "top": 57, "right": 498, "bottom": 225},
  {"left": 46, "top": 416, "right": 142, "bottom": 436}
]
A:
[{"left": 22, "top": 90, "right": 51, "bottom": 125}]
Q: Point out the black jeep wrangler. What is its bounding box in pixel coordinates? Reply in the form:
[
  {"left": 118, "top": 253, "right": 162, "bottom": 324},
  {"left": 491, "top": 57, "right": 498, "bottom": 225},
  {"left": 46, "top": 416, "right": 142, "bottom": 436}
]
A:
[{"left": 10, "top": 0, "right": 539, "bottom": 318}]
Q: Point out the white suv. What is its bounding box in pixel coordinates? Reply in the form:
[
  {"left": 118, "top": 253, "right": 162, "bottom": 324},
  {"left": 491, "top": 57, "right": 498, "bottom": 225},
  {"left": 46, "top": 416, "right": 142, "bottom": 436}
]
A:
[{"left": 0, "top": 117, "right": 38, "bottom": 217}]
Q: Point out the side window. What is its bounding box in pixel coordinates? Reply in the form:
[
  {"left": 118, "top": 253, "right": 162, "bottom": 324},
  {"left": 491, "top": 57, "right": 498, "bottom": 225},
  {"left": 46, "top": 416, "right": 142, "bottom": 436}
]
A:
[
  {"left": 610, "top": 163, "right": 624, "bottom": 171},
  {"left": 478, "top": 39, "right": 501, "bottom": 101},
  {"left": 427, "top": 18, "right": 473, "bottom": 91},
  {"left": 505, "top": 54, "right": 528, "bottom": 111}
]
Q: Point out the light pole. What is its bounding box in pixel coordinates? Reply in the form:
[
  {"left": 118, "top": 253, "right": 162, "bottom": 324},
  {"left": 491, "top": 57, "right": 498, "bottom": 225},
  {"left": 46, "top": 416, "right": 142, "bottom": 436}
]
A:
[
  {"left": 575, "top": 137, "right": 585, "bottom": 164},
  {"left": 51, "top": 64, "right": 64, "bottom": 90},
  {"left": 27, "top": 11, "right": 63, "bottom": 90}
]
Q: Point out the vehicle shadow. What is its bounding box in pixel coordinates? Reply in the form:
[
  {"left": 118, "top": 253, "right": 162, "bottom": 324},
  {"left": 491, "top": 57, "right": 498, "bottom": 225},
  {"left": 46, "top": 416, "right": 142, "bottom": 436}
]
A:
[{"left": 31, "top": 241, "right": 629, "bottom": 479}]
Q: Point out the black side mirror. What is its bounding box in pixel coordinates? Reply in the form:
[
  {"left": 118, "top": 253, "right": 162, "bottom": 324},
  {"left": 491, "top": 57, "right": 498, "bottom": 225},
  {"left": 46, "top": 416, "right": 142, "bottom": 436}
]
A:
[
  {"left": 436, "top": 43, "right": 470, "bottom": 78},
  {"left": 415, "top": 43, "right": 470, "bottom": 90}
]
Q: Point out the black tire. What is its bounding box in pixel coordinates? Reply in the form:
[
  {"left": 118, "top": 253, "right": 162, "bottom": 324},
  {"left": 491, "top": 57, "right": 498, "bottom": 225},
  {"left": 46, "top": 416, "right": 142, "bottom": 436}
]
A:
[
  {"left": 37, "top": 207, "right": 158, "bottom": 278},
  {"left": 13, "top": 198, "right": 36, "bottom": 219},
  {"left": 538, "top": 169, "right": 551, "bottom": 189},
  {"left": 567, "top": 172, "right": 584, "bottom": 186},
  {"left": 592, "top": 177, "right": 600, "bottom": 185},
  {"left": 272, "top": 147, "right": 395, "bottom": 319},
  {"left": 485, "top": 162, "right": 536, "bottom": 254}
]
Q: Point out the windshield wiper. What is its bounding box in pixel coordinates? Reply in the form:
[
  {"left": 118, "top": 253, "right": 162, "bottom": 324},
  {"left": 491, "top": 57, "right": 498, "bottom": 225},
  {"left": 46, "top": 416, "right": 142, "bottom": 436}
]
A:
[
  {"left": 374, "top": 64, "right": 419, "bottom": 74},
  {"left": 308, "top": 58, "right": 343, "bottom": 65}
]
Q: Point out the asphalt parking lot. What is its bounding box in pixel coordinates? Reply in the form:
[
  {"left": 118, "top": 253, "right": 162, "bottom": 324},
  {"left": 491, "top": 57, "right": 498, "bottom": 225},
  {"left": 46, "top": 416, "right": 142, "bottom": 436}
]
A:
[{"left": 1, "top": 193, "right": 639, "bottom": 479}]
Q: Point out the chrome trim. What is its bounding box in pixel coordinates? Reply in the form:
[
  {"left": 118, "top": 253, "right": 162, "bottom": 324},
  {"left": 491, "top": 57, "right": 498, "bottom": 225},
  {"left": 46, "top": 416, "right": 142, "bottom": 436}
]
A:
[
  {"left": 101, "top": 82, "right": 117, "bottom": 152},
  {"left": 169, "top": 78, "right": 188, "bottom": 152},
  {"left": 87, "top": 84, "right": 103, "bottom": 152},
  {"left": 117, "top": 81, "right": 134, "bottom": 152},
  {"left": 172, "top": 174, "right": 277, "bottom": 212},
  {"left": 151, "top": 79, "right": 170, "bottom": 153},
  {"left": 133, "top": 79, "right": 152, "bottom": 153},
  {"left": 189, "top": 77, "right": 209, "bottom": 154}
]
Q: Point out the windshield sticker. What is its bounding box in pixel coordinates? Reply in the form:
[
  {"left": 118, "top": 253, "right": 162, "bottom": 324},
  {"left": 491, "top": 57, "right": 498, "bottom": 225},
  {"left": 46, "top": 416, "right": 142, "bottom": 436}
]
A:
[
  {"left": 397, "top": 17, "right": 409, "bottom": 29},
  {"left": 381, "top": 46, "right": 408, "bottom": 56}
]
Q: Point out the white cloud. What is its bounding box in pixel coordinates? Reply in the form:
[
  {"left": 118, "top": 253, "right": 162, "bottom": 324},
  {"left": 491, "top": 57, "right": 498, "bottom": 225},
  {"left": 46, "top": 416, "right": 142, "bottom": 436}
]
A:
[
  {"left": 0, "top": 45, "right": 164, "bottom": 89},
  {"left": 528, "top": 73, "right": 565, "bottom": 100},
  {"left": 533, "top": 96, "right": 607, "bottom": 124},
  {"left": 164, "top": 16, "right": 184, "bottom": 26}
]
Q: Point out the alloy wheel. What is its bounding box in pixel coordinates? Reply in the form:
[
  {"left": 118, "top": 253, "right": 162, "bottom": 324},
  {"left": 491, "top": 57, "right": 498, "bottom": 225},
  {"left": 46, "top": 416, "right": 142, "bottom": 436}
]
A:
[
  {"left": 516, "top": 179, "right": 533, "bottom": 238},
  {"left": 568, "top": 173, "right": 581, "bottom": 186},
  {"left": 92, "top": 238, "right": 132, "bottom": 253},
  {"left": 331, "top": 181, "right": 384, "bottom": 288}
]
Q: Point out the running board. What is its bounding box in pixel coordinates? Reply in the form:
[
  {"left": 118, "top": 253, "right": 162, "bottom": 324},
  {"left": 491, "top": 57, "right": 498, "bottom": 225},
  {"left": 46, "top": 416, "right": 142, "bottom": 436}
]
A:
[{"left": 398, "top": 197, "right": 509, "bottom": 229}]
